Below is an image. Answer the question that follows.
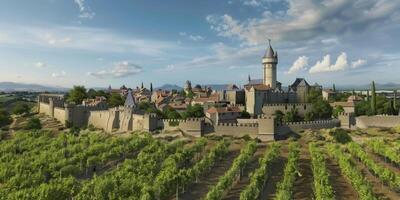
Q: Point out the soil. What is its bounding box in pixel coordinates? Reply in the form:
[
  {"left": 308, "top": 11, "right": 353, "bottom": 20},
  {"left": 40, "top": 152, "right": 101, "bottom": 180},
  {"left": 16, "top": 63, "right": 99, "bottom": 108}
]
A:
[
  {"left": 325, "top": 157, "right": 359, "bottom": 200},
  {"left": 177, "top": 141, "right": 243, "bottom": 200},
  {"left": 292, "top": 139, "right": 314, "bottom": 200},
  {"left": 261, "top": 141, "right": 288, "bottom": 200},
  {"left": 350, "top": 155, "right": 400, "bottom": 200},
  {"left": 222, "top": 144, "right": 267, "bottom": 200}
]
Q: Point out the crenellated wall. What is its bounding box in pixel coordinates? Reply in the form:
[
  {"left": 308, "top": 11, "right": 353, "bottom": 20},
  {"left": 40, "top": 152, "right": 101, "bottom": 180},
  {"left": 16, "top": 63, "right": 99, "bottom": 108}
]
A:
[
  {"left": 356, "top": 115, "right": 400, "bottom": 128},
  {"left": 275, "top": 119, "right": 340, "bottom": 136},
  {"left": 53, "top": 107, "right": 66, "bottom": 124},
  {"left": 88, "top": 109, "right": 119, "bottom": 132}
]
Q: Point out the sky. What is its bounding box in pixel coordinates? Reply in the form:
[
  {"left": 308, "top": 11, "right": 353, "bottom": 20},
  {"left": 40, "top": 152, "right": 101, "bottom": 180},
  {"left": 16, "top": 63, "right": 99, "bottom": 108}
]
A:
[{"left": 0, "top": 0, "right": 399, "bottom": 89}]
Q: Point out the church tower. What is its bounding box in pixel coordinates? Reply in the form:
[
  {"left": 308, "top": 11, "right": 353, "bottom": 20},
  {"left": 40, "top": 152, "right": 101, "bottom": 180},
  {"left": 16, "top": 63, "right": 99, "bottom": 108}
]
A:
[{"left": 262, "top": 40, "right": 278, "bottom": 89}]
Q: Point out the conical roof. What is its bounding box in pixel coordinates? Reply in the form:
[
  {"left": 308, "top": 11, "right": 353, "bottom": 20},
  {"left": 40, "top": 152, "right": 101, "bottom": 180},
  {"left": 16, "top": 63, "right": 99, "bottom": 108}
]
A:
[{"left": 124, "top": 89, "right": 136, "bottom": 107}]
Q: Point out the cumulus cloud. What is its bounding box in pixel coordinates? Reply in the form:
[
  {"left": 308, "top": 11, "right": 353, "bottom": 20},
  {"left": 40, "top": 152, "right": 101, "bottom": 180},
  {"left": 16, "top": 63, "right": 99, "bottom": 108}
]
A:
[
  {"left": 207, "top": 0, "right": 400, "bottom": 45},
  {"left": 352, "top": 59, "right": 367, "bottom": 68},
  {"left": 52, "top": 71, "right": 66, "bottom": 78},
  {"left": 88, "top": 61, "right": 143, "bottom": 78},
  {"left": 74, "top": 0, "right": 95, "bottom": 19},
  {"left": 286, "top": 56, "right": 308, "bottom": 74},
  {"left": 35, "top": 62, "right": 46, "bottom": 68},
  {"left": 309, "top": 52, "right": 348, "bottom": 74}
]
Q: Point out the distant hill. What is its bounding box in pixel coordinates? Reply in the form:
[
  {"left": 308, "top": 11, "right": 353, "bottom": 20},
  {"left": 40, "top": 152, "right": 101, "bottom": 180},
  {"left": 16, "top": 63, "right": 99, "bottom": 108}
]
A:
[
  {"left": 155, "top": 84, "right": 183, "bottom": 91},
  {"left": 336, "top": 82, "right": 400, "bottom": 90},
  {"left": 0, "top": 82, "right": 68, "bottom": 92}
]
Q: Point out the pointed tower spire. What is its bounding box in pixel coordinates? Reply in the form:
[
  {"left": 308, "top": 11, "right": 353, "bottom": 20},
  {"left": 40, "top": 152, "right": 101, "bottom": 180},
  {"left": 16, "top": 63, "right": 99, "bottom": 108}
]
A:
[
  {"left": 141, "top": 82, "right": 144, "bottom": 89},
  {"left": 265, "top": 39, "right": 275, "bottom": 58}
]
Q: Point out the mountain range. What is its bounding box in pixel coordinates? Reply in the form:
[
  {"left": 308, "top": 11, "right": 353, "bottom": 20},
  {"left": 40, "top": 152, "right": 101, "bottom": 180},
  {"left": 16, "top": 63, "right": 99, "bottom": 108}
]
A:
[{"left": 1, "top": 81, "right": 400, "bottom": 92}]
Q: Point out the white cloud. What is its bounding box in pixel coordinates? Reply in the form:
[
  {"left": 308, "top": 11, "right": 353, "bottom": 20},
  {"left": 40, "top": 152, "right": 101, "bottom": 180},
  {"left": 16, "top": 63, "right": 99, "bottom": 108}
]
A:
[
  {"left": 52, "top": 71, "right": 66, "bottom": 78},
  {"left": 179, "top": 32, "right": 204, "bottom": 41},
  {"left": 286, "top": 56, "right": 308, "bottom": 74},
  {"left": 35, "top": 62, "right": 46, "bottom": 68},
  {"left": 74, "top": 0, "right": 95, "bottom": 19},
  {"left": 309, "top": 52, "right": 349, "bottom": 74},
  {"left": 321, "top": 38, "right": 339, "bottom": 45},
  {"left": 0, "top": 25, "right": 179, "bottom": 56},
  {"left": 351, "top": 59, "right": 367, "bottom": 68},
  {"left": 207, "top": 0, "right": 400, "bottom": 45},
  {"left": 88, "top": 61, "right": 143, "bottom": 78}
]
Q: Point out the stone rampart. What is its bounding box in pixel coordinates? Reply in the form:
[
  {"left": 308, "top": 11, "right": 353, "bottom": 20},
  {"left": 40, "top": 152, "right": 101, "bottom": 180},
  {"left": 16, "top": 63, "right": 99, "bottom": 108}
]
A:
[
  {"left": 275, "top": 119, "right": 340, "bottom": 136},
  {"left": 53, "top": 107, "right": 66, "bottom": 124},
  {"left": 356, "top": 115, "right": 400, "bottom": 128},
  {"left": 262, "top": 103, "right": 312, "bottom": 117}
]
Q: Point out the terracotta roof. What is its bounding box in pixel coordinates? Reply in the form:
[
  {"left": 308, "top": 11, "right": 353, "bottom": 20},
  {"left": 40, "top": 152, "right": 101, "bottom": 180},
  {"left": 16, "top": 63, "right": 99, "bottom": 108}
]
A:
[
  {"left": 207, "top": 106, "right": 241, "bottom": 114},
  {"left": 347, "top": 95, "right": 363, "bottom": 102},
  {"left": 192, "top": 93, "right": 220, "bottom": 103},
  {"left": 331, "top": 102, "right": 355, "bottom": 108}
]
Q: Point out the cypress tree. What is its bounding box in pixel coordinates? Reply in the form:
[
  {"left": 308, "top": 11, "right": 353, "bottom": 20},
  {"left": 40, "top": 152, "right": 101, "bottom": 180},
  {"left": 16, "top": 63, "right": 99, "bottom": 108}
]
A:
[
  {"left": 366, "top": 90, "right": 370, "bottom": 101},
  {"left": 394, "top": 90, "right": 397, "bottom": 110},
  {"left": 150, "top": 83, "right": 153, "bottom": 92},
  {"left": 333, "top": 84, "right": 336, "bottom": 92},
  {"left": 371, "top": 81, "right": 377, "bottom": 115}
]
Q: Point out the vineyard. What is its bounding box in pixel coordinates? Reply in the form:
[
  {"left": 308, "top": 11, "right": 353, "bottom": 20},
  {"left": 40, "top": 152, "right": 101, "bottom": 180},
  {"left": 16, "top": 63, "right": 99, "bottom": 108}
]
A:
[{"left": 1, "top": 127, "right": 400, "bottom": 200}]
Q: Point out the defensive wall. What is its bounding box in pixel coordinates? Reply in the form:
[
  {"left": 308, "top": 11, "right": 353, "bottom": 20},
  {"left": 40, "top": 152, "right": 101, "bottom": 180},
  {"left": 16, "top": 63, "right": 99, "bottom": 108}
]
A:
[
  {"left": 262, "top": 103, "right": 312, "bottom": 117},
  {"left": 158, "top": 118, "right": 205, "bottom": 137},
  {"left": 355, "top": 115, "right": 400, "bottom": 128}
]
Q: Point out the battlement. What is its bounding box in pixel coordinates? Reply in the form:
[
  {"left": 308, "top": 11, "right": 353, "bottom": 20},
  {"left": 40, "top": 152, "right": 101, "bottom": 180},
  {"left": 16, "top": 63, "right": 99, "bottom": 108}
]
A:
[
  {"left": 338, "top": 112, "right": 355, "bottom": 116},
  {"left": 257, "top": 114, "right": 274, "bottom": 119},
  {"left": 161, "top": 117, "right": 204, "bottom": 123},
  {"left": 263, "top": 103, "right": 312, "bottom": 107},
  {"left": 281, "top": 119, "right": 339, "bottom": 126},
  {"left": 216, "top": 123, "right": 259, "bottom": 127}
]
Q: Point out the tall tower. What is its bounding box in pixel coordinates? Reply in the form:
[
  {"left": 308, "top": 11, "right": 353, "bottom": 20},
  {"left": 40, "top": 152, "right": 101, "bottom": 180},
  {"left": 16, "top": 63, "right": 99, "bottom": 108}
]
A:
[{"left": 262, "top": 40, "right": 278, "bottom": 89}]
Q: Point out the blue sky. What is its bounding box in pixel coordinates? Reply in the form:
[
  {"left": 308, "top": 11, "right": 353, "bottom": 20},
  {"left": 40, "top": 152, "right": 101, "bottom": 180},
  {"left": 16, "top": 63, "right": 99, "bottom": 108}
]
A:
[{"left": 0, "top": 0, "right": 399, "bottom": 89}]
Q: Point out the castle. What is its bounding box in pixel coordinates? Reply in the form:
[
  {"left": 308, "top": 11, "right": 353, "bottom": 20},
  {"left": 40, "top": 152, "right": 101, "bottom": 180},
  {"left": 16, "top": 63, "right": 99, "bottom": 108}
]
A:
[{"left": 38, "top": 91, "right": 158, "bottom": 133}]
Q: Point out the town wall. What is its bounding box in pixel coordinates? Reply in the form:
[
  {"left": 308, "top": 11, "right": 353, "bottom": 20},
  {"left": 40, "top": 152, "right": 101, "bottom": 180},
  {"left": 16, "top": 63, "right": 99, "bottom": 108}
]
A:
[
  {"left": 214, "top": 122, "right": 259, "bottom": 137},
  {"left": 88, "top": 109, "right": 119, "bottom": 132},
  {"left": 160, "top": 118, "right": 204, "bottom": 137},
  {"left": 262, "top": 103, "right": 312, "bottom": 117},
  {"left": 356, "top": 115, "right": 400, "bottom": 128},
  {"left": 39, "top": 102, "right": 51, "bottom": 116},
  {"left": 53, "top": 107, "right": 66, "bottom": 124},
  {"left": 275, "top": 119, "right": 341, "bottom": 136}
]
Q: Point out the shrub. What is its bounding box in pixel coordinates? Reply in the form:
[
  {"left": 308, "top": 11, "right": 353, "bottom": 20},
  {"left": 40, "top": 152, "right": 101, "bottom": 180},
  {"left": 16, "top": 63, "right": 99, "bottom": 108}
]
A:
[
  {"left": 12, "top": 103, "right": 30, "bottom": 115},
  {"left": 0, "top": 109, "right": 12, "bottom": 127},
  {"left": 329, "top": 129, "right": 352, "bottom": 144},
  {"left": 25, "top": 117, "right": 42, "bottom": 130}
]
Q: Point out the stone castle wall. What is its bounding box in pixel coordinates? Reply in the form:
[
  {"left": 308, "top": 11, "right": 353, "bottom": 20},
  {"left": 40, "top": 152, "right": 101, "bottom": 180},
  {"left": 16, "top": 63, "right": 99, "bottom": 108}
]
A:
[
  {"left": 356, "top": 115, "right": 400, "bottom": 128},
  {"left": 53, "top": 107, "right": 66, "bottom": 124},
  {"left": 214, "top": 122, "right": 259, "bottom": 137},
  {"left": 88, "top": 109, "right": 119, "bottom": 132},
  {"left": 262, "top": 103, "right": 312, "bottom": 117},
  {"left": 275, "top": 119, "right": 340, "bottom": 136}
]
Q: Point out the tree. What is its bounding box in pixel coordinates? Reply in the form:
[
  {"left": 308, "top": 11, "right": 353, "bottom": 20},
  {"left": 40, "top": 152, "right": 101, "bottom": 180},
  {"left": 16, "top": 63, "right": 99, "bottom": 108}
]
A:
[
  {"left": 108, "top": 93, "right": 125, "bottom": 107},
  {"left": 240, "top": 111, "right": 251, "bottom": 119},
  {"left": 371, "top": 81, "right": 377, "bottom": 115},
  {"left": 332, "top": 84, "right": 336, "bottom": 92},
  {"left": 304, "top": 111, "right": 314, "bottom": 121},
  {"left": 307, "top": 88, "right": 332, "bottom": 119},
  {"left": 283, "top": 108, "right": 300, "bottom": 122},
  {"left": 332, "top": 105, "right": 345, "bottom": 118},
  {"left": 150, "top": 83, "right": 153, "bottom": 92},
  {"left": 366, "top": 90, "right": 370, "bottom": 101},
  {"left": 181, "top": 104, "right": 204, "bottom": 119},
  {"left": 274, "top": 110, "right": 284, "bottom": 123},
  {"left": 163, "top": 107, "right": 181, "bottom": 119},
  {"left": 0, "top": 109, "right": 12, "bottom": 127},
  {"left": 67, "top": 86, "right": 87, "bottom": 104},
  {"left": 394, "top": 90, "right": 397, "bottom": 111},
  {"left": 25, "top": 117, "right": 42, "bottom": 130},
  {"left": 12, "top": 103, "right": 30, "bottom": 115}
]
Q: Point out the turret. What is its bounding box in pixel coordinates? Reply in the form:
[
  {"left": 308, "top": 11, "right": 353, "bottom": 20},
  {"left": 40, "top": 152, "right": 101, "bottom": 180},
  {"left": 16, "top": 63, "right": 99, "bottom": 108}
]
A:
[{"left": 262, "top": 39, "right": 278, "bottom": 89}]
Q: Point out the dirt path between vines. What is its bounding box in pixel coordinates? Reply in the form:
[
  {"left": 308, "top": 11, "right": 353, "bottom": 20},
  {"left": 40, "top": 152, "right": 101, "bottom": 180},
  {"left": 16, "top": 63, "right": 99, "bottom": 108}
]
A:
[
  {"left": 365, "top": 148, "right": 400, "bottom": 174},
  {"left": 261, "top": 141, "right": 288, "bottom": 200},
  {"left": 292, "top": 140, "right": 314, "bottom": 200},
  {"left": 325, "top": 157, "right": 359, "bottom": 200},
  {"left": 350, "top": 156, "right": 400, "bottom": 200},
  {"left": 222, "top": 144, "right": 267, "bottom": 200},
  {"left": 177, "top": 141, "right": 243, "bottom": 200}
]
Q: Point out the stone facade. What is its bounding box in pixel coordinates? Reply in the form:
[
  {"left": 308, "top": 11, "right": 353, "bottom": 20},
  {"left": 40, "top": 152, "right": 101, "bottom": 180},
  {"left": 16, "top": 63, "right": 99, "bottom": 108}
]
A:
[{"left": 38, "top": 94, "right": 158, "bottom": 133}]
